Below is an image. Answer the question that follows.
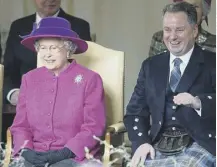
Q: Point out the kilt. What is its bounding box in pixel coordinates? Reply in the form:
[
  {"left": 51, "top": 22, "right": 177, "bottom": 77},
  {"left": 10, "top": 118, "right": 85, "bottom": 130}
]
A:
[{"left": 144, "top": 142, "right": 216, "bottom": 167}]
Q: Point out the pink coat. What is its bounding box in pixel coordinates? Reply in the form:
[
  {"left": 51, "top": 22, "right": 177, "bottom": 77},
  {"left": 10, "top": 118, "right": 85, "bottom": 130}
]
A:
[{"left": 10, "top": 61, "right": 106, "bottom": 161}]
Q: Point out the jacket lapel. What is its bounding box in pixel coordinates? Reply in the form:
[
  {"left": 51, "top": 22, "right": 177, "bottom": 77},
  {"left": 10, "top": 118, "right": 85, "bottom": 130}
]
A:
[
  {"left": 175, "top": 45, "right": 204, "bottom": 93},
  {"left": 152, "top": 52, "right": 170, "bottom": 113},
  {"left": 58, "top": 8, "right": 67, "bottom": 17}
]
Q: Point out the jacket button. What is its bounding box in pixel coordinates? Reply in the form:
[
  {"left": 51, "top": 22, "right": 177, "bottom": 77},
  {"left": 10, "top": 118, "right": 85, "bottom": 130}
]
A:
[
  {"left": 159, "top": 121, "right": 162, "bottom": 125},
  {"left": 134, "top": 118, "right": 139, "bottom": 122},
  {"left": 172, "top": 127, "right": 176, "bottom": 131},
  {"left": 172, "top": 117, "right": 176, "bottom": 120},
  {"left": 138, "top": 132, "right": 143, "bottom": 136},
  {"left": 133, "top": 126, "right": 138, "bottom": 130},
  {"left": 208, "top": 134, "right": 212, "bottom": 138},
  {"left": 172, "top": 106, "right": 177, "bottom": 109},
  {"left": 207, "top": 96, "right": 212, "bottom": 99}
]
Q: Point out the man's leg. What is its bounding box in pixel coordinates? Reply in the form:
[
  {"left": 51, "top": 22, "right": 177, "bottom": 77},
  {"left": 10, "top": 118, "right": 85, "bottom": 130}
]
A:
[
  {"left": 143, "top": 142, "right": 215, "bottom": 167},
  {"left": 144, "top": 151, "right": 179, "bottom": 167},
  {"left": 178, "top": 142, "right": 216, "bottom": 167}
]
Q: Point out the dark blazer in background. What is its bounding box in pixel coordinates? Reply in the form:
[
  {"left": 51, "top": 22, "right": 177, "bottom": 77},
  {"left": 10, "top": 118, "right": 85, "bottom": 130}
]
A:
[
  {"left": 124, "top": 45, "right": 216, "bottom": 155},
  {"left": 3, "top": 8, "right": 91, "bottom": 103}
]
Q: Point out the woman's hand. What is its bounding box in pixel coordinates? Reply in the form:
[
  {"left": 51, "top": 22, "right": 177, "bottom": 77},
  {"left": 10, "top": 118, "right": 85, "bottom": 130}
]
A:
[
  {"left": 21, "top": 148, "right": 48, "bottom": 166},
  {"left": 45, "top": 147, "right": 75, "bottom": 165}
]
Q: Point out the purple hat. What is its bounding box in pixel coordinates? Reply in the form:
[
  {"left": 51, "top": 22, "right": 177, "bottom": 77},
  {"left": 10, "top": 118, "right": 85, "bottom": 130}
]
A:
[{"left": 21, "top": 17, "right": 88, "bottom": 54}]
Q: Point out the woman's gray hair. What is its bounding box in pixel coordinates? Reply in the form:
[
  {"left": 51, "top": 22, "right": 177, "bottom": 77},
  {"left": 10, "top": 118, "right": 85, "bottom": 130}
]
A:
[
  {"left": 62, "top": 39, "right": 78, "bottom": 55},
  {"left": 162, "top": 2, "right": 197, "bottom": 25},
  {"left": 34, "top": 38, "right": 78, "bottom": 55}
]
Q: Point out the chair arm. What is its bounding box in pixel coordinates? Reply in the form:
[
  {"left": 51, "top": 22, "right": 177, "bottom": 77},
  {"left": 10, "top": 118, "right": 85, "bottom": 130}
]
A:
[
  {"left": 102, "top": 122, "right": 126, "bottom": 166},
  {"left": 107, "top": 122, "right": 126, "bottom": 134},
  {"left": 3, "top": 129, "right": 12, "bottom": 167}
]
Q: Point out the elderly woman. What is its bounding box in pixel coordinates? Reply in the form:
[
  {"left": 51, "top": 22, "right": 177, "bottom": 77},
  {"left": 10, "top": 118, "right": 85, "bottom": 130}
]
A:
[{"left": 9, "top": 17, "right": 106, "bottom": 167}]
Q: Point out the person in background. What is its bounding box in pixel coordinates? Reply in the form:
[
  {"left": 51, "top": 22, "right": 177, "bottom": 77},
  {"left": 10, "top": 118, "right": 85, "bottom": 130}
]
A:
[
  {"left": 124, "top": 2, "right": 215, "bottom": 167},
  {"left": 148, "top": 0, "right": 215, "bottom": 57},
  {"left": 10, "top": 17, "right": 105, "bottom": 167},
  {"left": 3, "top": 0, "right": 91, "bottom": 106}
]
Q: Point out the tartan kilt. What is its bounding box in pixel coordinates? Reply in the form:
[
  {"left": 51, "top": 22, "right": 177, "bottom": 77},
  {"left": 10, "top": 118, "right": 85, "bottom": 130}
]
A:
[{"left": 144, "top": 142, "right": 216, "bottom": 167}]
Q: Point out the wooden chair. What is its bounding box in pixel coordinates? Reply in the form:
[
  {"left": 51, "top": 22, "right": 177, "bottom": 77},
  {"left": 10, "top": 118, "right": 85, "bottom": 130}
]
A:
[{"left": 3, "top": 41, "right": 126, "bottom": 167}]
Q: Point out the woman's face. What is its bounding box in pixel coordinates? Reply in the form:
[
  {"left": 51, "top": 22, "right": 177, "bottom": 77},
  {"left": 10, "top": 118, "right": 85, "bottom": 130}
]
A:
[{"left": 36, "top": 38, "right": 69, "bottom": 75}]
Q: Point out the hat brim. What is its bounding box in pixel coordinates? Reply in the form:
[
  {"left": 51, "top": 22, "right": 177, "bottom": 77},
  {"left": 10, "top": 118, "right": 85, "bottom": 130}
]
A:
[{"left": 21, "top": 35, "right": 88, "bottom": 54}]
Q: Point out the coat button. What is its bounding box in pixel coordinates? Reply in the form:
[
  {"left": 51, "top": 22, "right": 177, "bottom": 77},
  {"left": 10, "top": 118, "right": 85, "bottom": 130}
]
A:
[
  {"left": 172, "top": 106, "right": 177, "bottom": 109},
  {"left": 134, "top": 118, "right": 139, "bottom": 122},
  {"left": 133, "top": 126, "right": 138, "bottom": 130},
  {"left": 172, "top": 127, "right": 176, "bottom": 131},
  {"left": 208, "top": 134, "right": 212, "bottom": 138},
  {"left": 48, "top": 113, "right": 51, "bottom": 116},
  {"left": 138, "top": 132, "right": 143, "bottom": 136},
  {"left": 172, "top": 117, "right": 176, "bottom": 120},
  {"left": 159, "top": 121, "right": 162, "bottom": 125},
  {"left": 207, "top": 96, "right": 212, "bottom": 99}
]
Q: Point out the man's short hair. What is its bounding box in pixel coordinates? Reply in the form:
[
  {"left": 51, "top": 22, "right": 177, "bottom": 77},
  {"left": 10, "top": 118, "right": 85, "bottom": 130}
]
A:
[{"left": 163, "top": 2, "right": 198, "bottom": 25}]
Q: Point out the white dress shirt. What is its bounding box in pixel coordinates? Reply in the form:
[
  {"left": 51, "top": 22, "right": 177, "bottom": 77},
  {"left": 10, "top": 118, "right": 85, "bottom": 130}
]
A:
[
  {"left": 169, "top": 46, "right": 201, "bottom": 116},
  {"left": 36, "top": 10, "right": 60, "bottom": 24}
]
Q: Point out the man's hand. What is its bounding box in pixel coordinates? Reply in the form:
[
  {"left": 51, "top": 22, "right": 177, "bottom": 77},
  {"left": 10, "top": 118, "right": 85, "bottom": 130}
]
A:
[
  {"left": 173, "top": 92, "right": 201, "bottom": 109},
  {"left": 131, "top": 143, "right": 155, "bottom": 167},
  {"left": 10, "top": 90, "right": 20, "bottom": 106}
]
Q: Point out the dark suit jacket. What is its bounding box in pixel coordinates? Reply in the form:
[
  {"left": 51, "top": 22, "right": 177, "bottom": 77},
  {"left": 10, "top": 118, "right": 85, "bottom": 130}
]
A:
[
  {"left": 3, "top": 8, "right": 91, "bottom": 103},
  {"left": 124, "top": 45, "right": 216, "bottom": 155}
]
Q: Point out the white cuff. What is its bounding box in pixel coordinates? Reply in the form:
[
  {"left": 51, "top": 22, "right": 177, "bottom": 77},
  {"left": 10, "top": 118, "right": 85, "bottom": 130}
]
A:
[
  {"left": 194, "top": 96, "right": 202, "bottom": 116},
  {"left": 7, "top": 88, "right": 20, "bottom": 103},
  {"left": 195, "top": 108, "right": 202, "bottom": 116}
]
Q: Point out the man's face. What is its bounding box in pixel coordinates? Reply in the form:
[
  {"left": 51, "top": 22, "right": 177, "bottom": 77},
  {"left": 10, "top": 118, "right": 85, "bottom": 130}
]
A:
[
  {"left": 34, "top": 0, "right": 61, "bottom": 17},
  {"left": 163, "top": 12, "right": 198, "bottom": 56}
]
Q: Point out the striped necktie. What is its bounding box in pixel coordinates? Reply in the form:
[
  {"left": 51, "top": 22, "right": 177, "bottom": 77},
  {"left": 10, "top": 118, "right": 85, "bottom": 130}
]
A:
[{"left": 169, "top": 58, "right": 182, "bottom": 92}]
